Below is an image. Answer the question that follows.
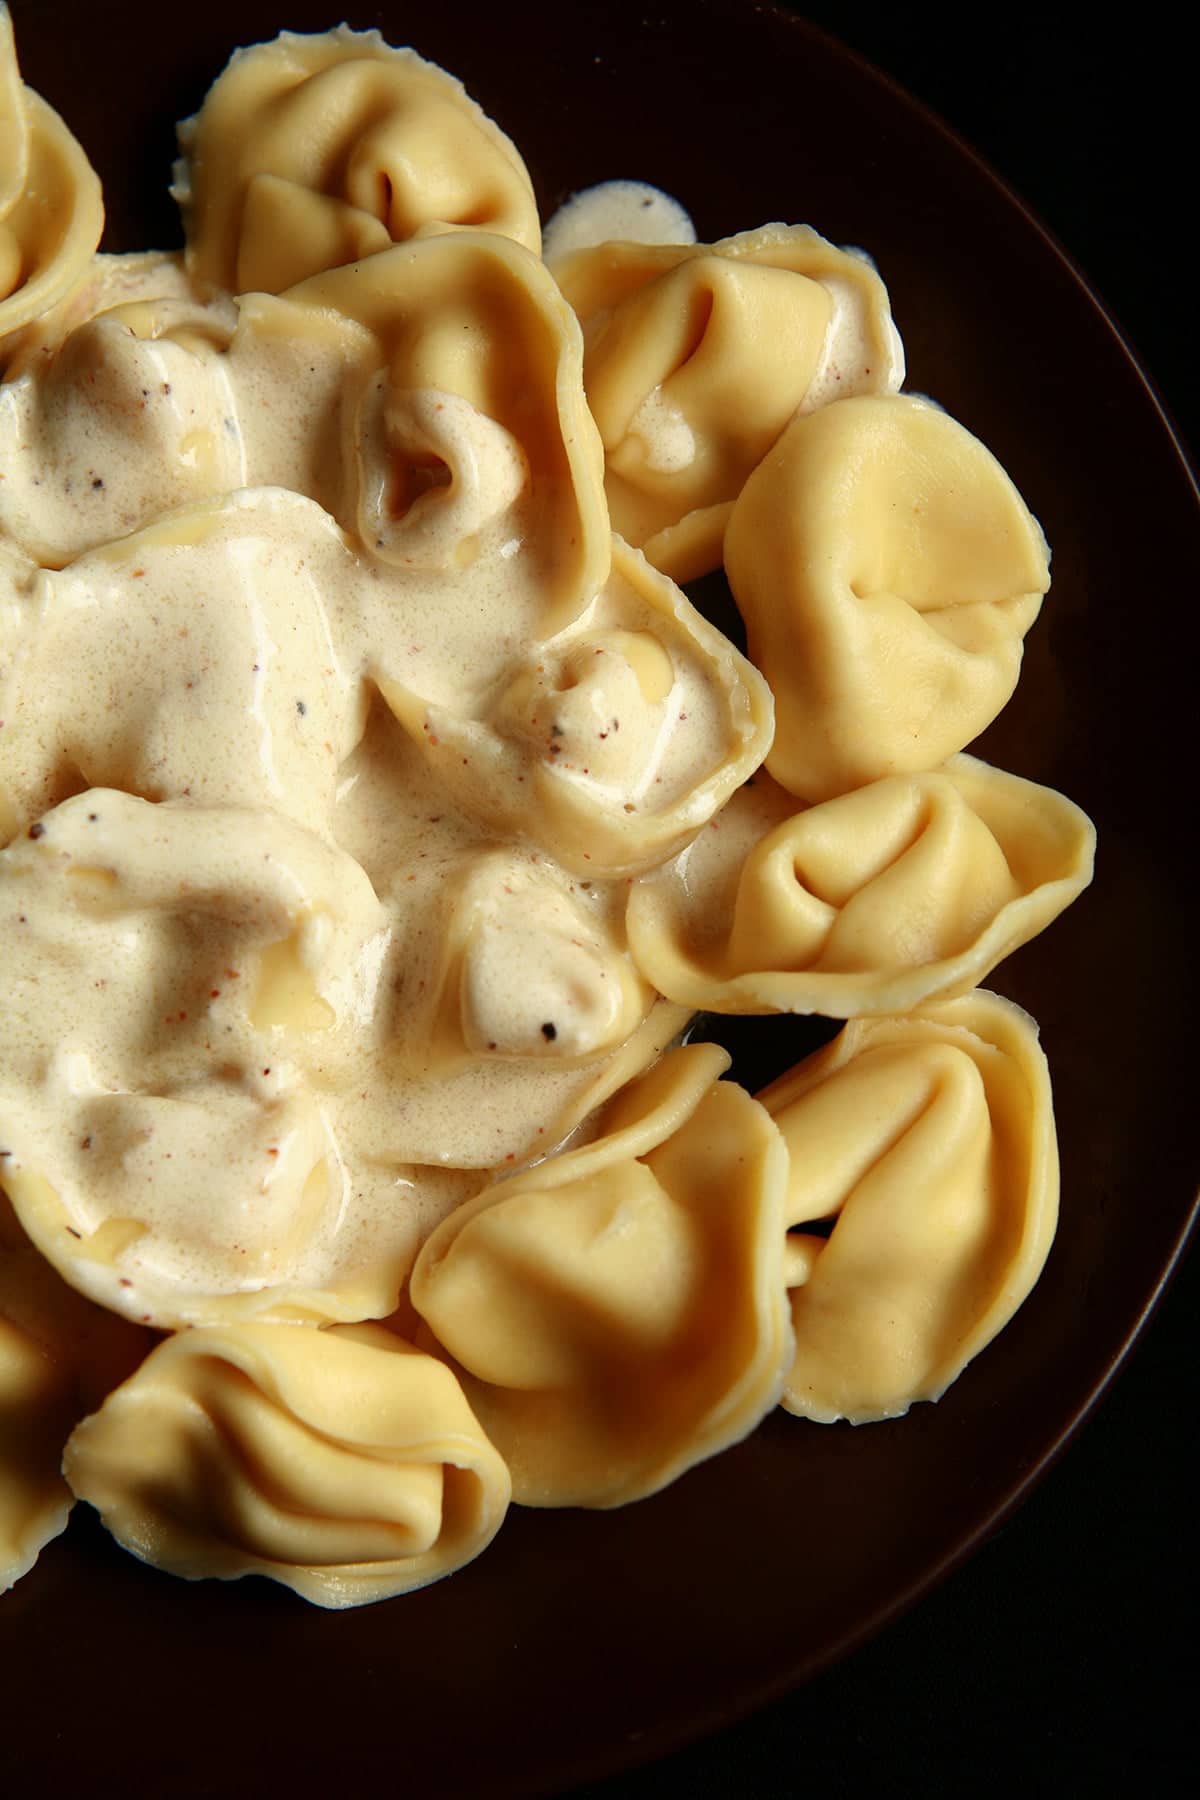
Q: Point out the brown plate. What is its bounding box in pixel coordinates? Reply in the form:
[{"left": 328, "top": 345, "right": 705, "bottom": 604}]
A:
[{"left": 5, "top": 3, "right": 1198, "bottom": 1794}]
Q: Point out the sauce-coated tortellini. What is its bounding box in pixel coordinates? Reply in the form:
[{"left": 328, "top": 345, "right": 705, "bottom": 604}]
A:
[
  {"left": 0, "top": 491, "right": 366, "bottom": 836},
  {"left": 759, "top": 991, "right": 1058, "bottom": 1423},
  {"left": 0, "top": 6, "right": 103, "bottom": 342},
  {"left": 263, "top": 232, "right": 610, "bottom": 635},
  {"left": 553, "top": 224, "right": 904, "bottom": 580},
  {"left": 410, "top": 1043, "right": 793, "bottom": 1507},
  {"left": 62, "top": 1321, "right": 512, "bottom": 1607},
  {"left": 380, "top": 538, "right": 774, "bottom": 878},
  {"left": 177, "top": 25, "right": 541, "bottom": 295},
  {"left": 0, "top": 789, "right": 410, "bottom": 1330},
  {"left": 627, "top": 755, "right": 1095, "bottom": 1015},
  {"left": 725, "top": 393, "right": 1051, "bottom": 801},
  {"left": 0, "top": 291, "right": 240, "bottom": 567}
]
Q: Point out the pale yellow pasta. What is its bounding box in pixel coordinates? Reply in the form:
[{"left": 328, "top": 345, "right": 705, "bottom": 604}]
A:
[
  {"left": 177, "top": 25, "right": 540, "bottom": 295},
  {"left": 0, "top": 13, "right": 1090, "bottom": 1609},
  {"left": 62, "top": 1321, "right": 512, "bottom": 1607},
  {"left": 411, "top": 1044, "right": 793, "bottom": 1507},
  {"left": 0, "top": 288, "right": 241, "bottom": 568},
  {"left": 759, "top": 991, "right": 1059, "bottom": 1423},
  {"left": 379, "top": 536, "right": 774, "bottom": 879},
  {"left": 245, "top": 232, "right": 609, "bottom": 635},
  {"left": 0, "top": 5, "right": 104, "bottom": 340},
  {"left": 627, "top": 754, "right": 1095, "bottom": 1015},
  {"left": 725, "top": 393, "right": 1051, "bottom": 801},
  {"left": 554, "top": 224, "right": 904, "bottom": 580}
]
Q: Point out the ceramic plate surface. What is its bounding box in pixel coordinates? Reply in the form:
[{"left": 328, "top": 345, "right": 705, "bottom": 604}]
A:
[{"left": 4, "top": 3, "right": 1198, "bottom": 1794}]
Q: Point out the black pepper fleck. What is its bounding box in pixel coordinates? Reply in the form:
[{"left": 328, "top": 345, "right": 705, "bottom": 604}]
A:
[{"left": 541, "top": 1022, "right": 557, "bottom": 1041}]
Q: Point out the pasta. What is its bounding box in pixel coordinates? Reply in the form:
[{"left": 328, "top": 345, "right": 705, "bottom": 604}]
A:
[
  {"left": 627, "top": 754, "right": 1095, "bottom": 1015},
  {"left": 62, "top": 1322, "right": 512, "bottom": 1606},
  {"left": 759, "top": 992, "right": 1059, "bottom": 1423},
  {"left": 0, "top": 13, "right": 1094, "bottom": 1607}
]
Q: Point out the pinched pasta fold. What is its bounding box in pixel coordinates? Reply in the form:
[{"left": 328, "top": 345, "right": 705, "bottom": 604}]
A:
[
  {"left": 176, "top": 25, "right": 541, "bottom": 296},
  {"left": 0, "top": 10, "right": 1093, "bottom": 1610},
  {"left": 0, "top": 6, "right": 104, "bottom": 342},
  {"left": 759, "top": 991, "right": 1059, "bottom": 1423},
  {"left": 725, "top": 393, "right": 1051, "bottom": 801},
  {"left": 627, "top": 754, "right": 1095, "bottom": 1015},
  {"left": 379, "top": 537, "right": 774, "bottom": 878},
  {"left": 553, "top": 224, "right": 904, "bottom": 580},
  {"left": 410, "top": 1043, "right": 794, "bottom": 1507},
  {"left": 243, "top": 231, "right": 610, "bottom": 641},
  {"left": 61, "top": 1321, "right": 512, "bottom": 1606}
]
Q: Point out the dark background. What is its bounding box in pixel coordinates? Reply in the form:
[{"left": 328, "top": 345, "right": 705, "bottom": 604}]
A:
[
  {"left": 5, "top": 6, "right": 1196, "bottom": 1795},
  {"left": 576, "top": 9, "right": 1198, "bottom": 1797}
]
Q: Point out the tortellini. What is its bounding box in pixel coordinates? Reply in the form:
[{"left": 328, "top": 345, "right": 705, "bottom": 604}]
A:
[
  {"left": 0, "top": 6, "right": 103, "bottom": 342},
  {"left": 627, "top": 755, "right": 1095, "bottom": 1015},
  {"left": 760, "top": 991, "right": 1059, "bottom": 1423},
  {"left": 62, "top": 1322, "right": 512, "bottom": 1607},
  {"left": 176, "top": 25, "right": 541, "bottom": 295},
  {"left": 554, "top": 224, "right": 904, "bottom": 580},
  {"left": 1, "top": 13, "right": 1094, "bottom": 1611},
  {"left": 0, "top": 788, "right": 414, "bottom": 1328},
  {"left": 269, "top": 232, "right": 610, "bottom": 630},
  {"left": 379, "top": 536, "right": 774, "bottom": 878},
  {"left": 410, "top": 1044, "right": 793, "bottom": 1506},
  {"left": 725, "top": 393, "right": 1051, "bottom": 801}
]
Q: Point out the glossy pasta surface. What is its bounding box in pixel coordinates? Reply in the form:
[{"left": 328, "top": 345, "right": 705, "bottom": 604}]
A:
[{"left": 0, "top": 11, "right": 1093, "bottom": 1606}]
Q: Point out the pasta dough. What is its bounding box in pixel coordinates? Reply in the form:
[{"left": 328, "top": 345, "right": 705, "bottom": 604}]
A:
[
  {"left": 176, "top": 25, "right": 541, "bottom": 295},
  {"left": 760, "top": 992, "right": 1059, "bottom": 1423},
  {"left": 0, "top": 13, "right": 1094, "bottom": 1608},
  {"left": 627, "top": 754, "right": 1095, "bottom": 1014},
  {"left": 0, "top": 5, "right": 103, "bottom": 340},
  {"left": 62, "top": 1321, "right": 511, "bottom": 1607},
  {"left": 554, "top": 224, "right": 904, "bottom": 580},
  {"left": 410, "top": 1044, "right": 793, "bottom": 1506},
  {"left": 725, "top": 393, "right": 1051, "bottom": 801}
]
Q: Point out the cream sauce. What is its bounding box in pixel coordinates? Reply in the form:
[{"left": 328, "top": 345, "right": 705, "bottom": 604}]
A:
[{"left": 1, "top": 247, "right": 755, "bottom": 1327}]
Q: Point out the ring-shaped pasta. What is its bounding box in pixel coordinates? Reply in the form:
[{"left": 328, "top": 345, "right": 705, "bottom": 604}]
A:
[
  {"left": 378, "top": 537, "right": 774, "bottom": 879},
  {"left": 627, "top": 754, "right": 1095, "bottom": 1015},
  {"left": 725, "top": 392, "right": 1051, "bottom": 801},
  {"left": 62, "top": 1321, "right": 512, "bottom": 1607},
  {"left": 263, "top": 233, "right": 609, "bottom": 630},
  {"left": 759, "top": 991, "right": 1059, "bottom": 1423},
  {"left": 410, "top": 1043, "right": 794, "bottom": 1507},
  {"left": 176, "top": 25, "right": 540, "bottom": 295},
  {"left": 554, "top": 224, "right": 904, "bottom": 580}
]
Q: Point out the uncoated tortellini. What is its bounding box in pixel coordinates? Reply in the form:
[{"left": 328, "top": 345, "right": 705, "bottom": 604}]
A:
[
  {"left": 627, "top": 754, "right": 1095, "bottom": 1015},
  {"left": 554, "top": 224, "right": 903, "bottom": 580},
  {"left": 410, "top": 1043, "right": 793, "bottom": 1507},
  {"left": 0, "top": 6, "right": 104, "bottom": 341},
  {"left": 760, "top": 991, "right": 1058, "bottom": 1424},
  {"left": 62, "top": 1321, "right": 512, "bottom": 1608},
  {"left": 725, "top": 393, "right": 1051, "bottom": 801},
  {"left": 177, "top": 25, "right": 541, "bottom": 296}
]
